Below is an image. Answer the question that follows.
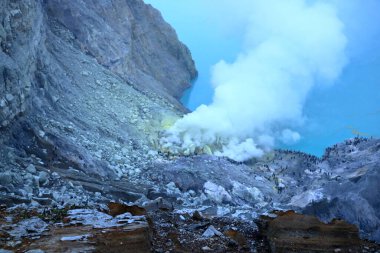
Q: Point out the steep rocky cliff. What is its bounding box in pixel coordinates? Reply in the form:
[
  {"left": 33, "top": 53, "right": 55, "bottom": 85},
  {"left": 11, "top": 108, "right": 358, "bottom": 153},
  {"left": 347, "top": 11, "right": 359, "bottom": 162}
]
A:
[
  {"left": 0, "top": 0, "right": 201, "bottom": 223},
  {"left": 0, "top": 0, "right": 196, "bottom": 203},
  {"left": 45, "top": 0, "right": 197, "bottom": 101}
]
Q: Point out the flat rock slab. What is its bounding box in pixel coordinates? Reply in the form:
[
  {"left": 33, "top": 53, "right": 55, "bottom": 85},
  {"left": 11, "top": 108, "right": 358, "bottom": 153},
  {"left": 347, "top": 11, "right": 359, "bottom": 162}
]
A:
[
  {"left": 262, "top": 210, "right": 361, "bottom": 252},
  {"left": 1, "top": 208, "right": 151, "bottom": 253},
  {"left": 27, "top": 224, "right": 151, "bottom": 253}
]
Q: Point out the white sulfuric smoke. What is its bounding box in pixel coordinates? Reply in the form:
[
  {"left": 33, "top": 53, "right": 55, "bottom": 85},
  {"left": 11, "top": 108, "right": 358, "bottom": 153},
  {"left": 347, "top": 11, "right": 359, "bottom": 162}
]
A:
[{"left": 160, "top": 0, "right": 348, "bottom": 161}]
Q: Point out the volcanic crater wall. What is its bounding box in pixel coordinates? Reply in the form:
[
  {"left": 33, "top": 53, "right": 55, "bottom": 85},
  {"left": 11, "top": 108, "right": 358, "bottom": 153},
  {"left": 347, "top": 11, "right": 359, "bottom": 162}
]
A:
[{"left": 0, "top": 0, "right": 196, "bottom": 200}]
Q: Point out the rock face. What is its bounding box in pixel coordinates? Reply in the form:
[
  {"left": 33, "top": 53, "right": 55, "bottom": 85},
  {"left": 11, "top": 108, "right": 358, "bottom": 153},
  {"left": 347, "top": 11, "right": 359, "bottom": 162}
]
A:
[
  {"left": 45, "top": 0, "right": 197, "bottom": 101},
  {"left": 141, "top": 138, "right": 380, "bottom": 242},
  {"left": 0, "top": 1, "right": 196, "bottom": 132},
  {"left": 303, "top": 138, "right": 380, "bottom": 243},
  {"left": 0, "top": 0, "right": 196, "bottom": 132},
  {"left": 0, "top": 0, "right": 42, "bottom": 128},
  {"left": 261, "top": 211, "right": 361, "bottom": 252},
  {"left": 0, "top": 0, "right": 195, "bottom": 206}
]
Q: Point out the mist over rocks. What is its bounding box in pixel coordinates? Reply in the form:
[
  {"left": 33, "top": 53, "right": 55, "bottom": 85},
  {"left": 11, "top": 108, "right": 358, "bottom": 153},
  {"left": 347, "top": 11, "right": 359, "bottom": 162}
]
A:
[
  {"left": 0, "top": 0, "right": 379, "bottom": 250},
  {"left": 161, "top": 0, "right": 348, "bottom": 162}
]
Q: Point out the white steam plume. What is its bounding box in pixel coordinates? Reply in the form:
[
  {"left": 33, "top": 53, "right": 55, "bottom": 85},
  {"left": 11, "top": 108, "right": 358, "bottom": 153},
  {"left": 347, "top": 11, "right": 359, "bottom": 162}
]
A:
[{"left": 161, "top": 0, "right": 347, "bottom": 161}]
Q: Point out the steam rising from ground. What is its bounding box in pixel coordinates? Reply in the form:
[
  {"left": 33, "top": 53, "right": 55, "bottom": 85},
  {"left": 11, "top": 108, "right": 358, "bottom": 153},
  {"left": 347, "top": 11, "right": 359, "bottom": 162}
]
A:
[{"left": 161, "top": 0, "right": 347, "bottom": 161}]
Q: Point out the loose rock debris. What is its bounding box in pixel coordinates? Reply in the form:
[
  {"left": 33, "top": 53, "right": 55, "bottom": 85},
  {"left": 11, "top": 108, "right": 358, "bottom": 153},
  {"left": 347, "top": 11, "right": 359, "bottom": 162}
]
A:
[{"left": 0, "top": 204, "right": 379, "bottom": 252}]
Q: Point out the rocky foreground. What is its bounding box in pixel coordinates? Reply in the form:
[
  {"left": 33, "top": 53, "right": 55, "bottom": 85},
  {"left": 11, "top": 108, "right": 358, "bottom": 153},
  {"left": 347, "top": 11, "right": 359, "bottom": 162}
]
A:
[
  {"left": 1, "top": 0, "right": 380, "bottom": 252},
  {"left": 1, "top": 137, "right": 380, "bottom": 252},
  {"left": 1, "top": 203, "right": 380, "bottom": 253}
]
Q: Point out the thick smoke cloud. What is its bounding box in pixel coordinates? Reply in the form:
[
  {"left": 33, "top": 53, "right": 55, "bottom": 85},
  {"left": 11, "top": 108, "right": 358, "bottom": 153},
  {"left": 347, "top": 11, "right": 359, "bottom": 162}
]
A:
[{"left": 160, "top": 0, "right": 347, "bottom": 161}]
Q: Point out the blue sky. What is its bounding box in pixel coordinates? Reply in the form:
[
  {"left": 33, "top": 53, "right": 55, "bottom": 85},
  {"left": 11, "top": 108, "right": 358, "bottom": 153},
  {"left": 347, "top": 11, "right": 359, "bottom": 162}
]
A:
[{"left": 145, "top": 0, "right": 380, "bottom": 156}]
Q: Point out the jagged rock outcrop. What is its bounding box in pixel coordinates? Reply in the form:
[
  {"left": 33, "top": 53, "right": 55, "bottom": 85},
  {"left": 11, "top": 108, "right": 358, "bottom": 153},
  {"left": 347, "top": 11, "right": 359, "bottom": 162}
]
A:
[{"left": 140, "top": 138, "right": 380, "bottom": 242}]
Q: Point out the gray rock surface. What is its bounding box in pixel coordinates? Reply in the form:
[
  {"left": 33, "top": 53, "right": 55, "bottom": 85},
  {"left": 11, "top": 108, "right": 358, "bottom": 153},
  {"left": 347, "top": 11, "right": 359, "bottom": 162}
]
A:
[
  {"left": 141, "top": 138, "right": 380, "bottom": 242},
  {"left": 45, "top": 0, "right": 197, "bottom": 102},
  {"left": 202, "top": 225, "right": 223, "bottom": 238},
  {"left": 8, "top": 217, "right": 48, "bottom": 239},
  {"left": 25, "top": 250, "right": 45, "bottom": 253},
  {"left": 0, "top": 0, "right": 194, "bottom": 207},
  {"left": 0, "top": 250, "right": 14, "bottom": 253},
  {"left": 0, "top": 0, "right": 42, "bottom": 128},
  {"left": 303, "top": 138, "right": 380, "bottom": 242}
]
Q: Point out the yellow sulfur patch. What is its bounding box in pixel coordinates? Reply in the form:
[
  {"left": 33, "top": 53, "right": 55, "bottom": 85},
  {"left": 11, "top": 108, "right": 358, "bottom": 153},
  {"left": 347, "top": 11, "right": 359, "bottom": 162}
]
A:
[
  {"left": 161, "top": 116, "right": 180, "bottom": 130},
  {"left": 202, "top": 145, "right": 213, "bottom": 155}
]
